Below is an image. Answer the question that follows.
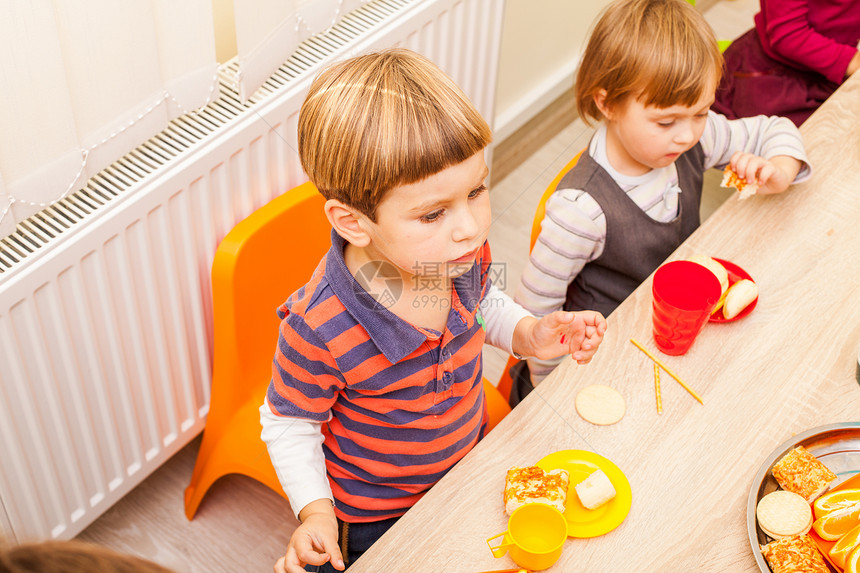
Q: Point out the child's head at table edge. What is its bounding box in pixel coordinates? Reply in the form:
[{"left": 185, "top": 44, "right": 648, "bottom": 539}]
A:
[
  {"left": 0, "top": 539, "right": 177, "bottom": 573},
  {"left": 575, "top": 0, "right": 723, "bottom": 125},
  {"left": 297, "top": 47, "right": 492, "bottom": 224}
]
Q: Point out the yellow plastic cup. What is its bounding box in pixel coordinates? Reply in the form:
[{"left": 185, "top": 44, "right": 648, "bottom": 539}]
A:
[{"left": 486, "top": 503, "right": 567, "bottom": 571}]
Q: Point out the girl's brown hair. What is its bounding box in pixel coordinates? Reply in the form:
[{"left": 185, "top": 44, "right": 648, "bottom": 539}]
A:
[
  {"left": 298, "top": 48, "right": 492, "bottom": 221},
  {"left": 575, "top": 0, "right": 723, "bottom": 124}
]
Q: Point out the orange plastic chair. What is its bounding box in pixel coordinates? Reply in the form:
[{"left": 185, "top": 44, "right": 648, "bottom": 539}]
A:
[
  {"left": 496, "top": 150, "right": 585, "bottom": 401},
  {"left": 185, "top": 182, "right": 510, "bottom": 519},
  {"left": 184, "top": 182, "right": 329, "bottom": 519}
]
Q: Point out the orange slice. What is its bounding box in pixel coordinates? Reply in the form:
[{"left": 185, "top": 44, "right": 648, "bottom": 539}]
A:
[
  {"left": 815, "top": 488, "right": 860, "bottom": 519},
  {"left": 846, "top": 543, "right": 860, "bottom": 573},
  {"left": 812, "top": 501, "right": 860, "bottom": 541},
  {"left": 831, "top": 522, "right": 860, "bottom": 569}
]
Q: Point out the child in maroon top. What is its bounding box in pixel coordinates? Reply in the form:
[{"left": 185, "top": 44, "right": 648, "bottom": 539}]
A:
[{"left": 713, "top": 0, "right": 860, "bottom": 126}]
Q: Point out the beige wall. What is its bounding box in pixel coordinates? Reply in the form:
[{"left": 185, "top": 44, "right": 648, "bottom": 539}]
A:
[
  {"left": 212, "top": 0, "right": 237, "bottom": 62},
  {"left": 494, "top": 0, "right": 611, "bottom": 141}
]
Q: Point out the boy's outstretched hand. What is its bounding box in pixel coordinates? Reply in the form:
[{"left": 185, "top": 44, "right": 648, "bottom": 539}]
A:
[
  {"left": 275, "top": 499, "right": 344, "bottom": 573},
  {"left": 514, "top": 311, "right": 607, "bottom": 364}
]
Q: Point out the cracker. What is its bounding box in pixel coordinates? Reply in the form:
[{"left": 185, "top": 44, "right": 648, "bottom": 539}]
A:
[
  {"left": 756, "top": 490, "right": 813, "bottom": 538},
  {"left": 760, "top": 515, "right": 812, "bottom": 540},
  {"left": 575, "top": 385, "right": 625, "bottom": 425}
]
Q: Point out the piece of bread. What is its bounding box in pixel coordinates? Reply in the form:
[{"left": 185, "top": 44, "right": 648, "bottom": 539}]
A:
[
  {"left": 756, "top": 491, "right": 813, "bottom": 538},
  {"left": 721, "top": 166, "right": 758, "bottom": 199},
  {"left": 723, "top": 278, "right": 758, "bottom": 319},
  {"left": 687, "top": 254, "right": 729, "bottom": 295},
  {"left": 504, "top": 466, "right": 569, "bottom": 515},
  {"left": 760, "top": 535, "right": 830, "bottom": 573},
  {"left": 771, "top": 446, "right": 837, "bottom": 503},
  {"left": 574, "top": 469, "right": 616, "bottom": 510}
]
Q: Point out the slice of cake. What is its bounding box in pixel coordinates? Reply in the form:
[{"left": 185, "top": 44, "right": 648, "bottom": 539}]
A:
[
  {"left": 771, "top": 446, "right": 837, "bottom": 502},
  {"left": 504, "top": 466, "right": 569, "bottom": 515}
]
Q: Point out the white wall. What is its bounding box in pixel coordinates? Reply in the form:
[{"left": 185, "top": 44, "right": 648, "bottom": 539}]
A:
[{"left": 493, "top": 0, "right": 611, "bottom": 141}]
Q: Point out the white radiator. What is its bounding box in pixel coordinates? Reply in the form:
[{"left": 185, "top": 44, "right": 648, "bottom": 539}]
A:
[{"left": 0, "top": 0, "right": 504, "bottom": 542}]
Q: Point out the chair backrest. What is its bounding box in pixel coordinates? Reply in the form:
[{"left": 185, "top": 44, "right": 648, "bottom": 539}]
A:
[
  {"left": 210, "top": 182, "right": 329, "bottom": 415},
  {"left": 529, "top": 150, "right": 584, "bottom": 251},
  {"left": 495, "top": 148, "right": 585, "bottom": 402}
]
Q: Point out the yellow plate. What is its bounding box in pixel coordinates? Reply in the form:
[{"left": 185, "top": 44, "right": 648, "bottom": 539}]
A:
[{"left": 537, "top": 450, "right": 632, "bottom": 538}]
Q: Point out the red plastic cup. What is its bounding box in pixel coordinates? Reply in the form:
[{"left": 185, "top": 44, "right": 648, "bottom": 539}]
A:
[{"left": 651, "top": 260, "right": 721, "bottom": 355}]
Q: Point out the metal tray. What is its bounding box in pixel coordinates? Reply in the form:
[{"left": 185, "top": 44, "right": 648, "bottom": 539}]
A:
[{"left": 747, "top": 422, "right": 860, "bottom": 573}]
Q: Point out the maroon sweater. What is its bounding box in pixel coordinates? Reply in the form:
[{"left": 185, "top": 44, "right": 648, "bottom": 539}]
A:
[{"left": 755, "top": 0, "right": 860, "bottom": 84}]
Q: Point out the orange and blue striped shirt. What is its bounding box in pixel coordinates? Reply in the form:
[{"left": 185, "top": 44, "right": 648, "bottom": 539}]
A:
[{"left": 266, "top": 231, "right": 492, "bottom": 522}]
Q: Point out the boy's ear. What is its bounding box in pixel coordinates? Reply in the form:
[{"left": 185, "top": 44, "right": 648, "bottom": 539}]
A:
[
  {"left": 324, "top": 199, "right": 371, "bottom": 247},
  {"left": 593, "top": 89, "right": 614, "bottom": 121}
]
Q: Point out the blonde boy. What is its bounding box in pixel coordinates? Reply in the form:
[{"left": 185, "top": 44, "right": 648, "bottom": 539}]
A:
[{"left": 260, "top": 49, "right": 607, "bottom": 573}]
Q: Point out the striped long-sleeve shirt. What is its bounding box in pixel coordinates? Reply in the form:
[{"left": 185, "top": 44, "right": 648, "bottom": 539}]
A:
[
  {"left": 261, "top": 231, "right": 529, "bottom": 522},
  {"left": 515, "top": 111, "right": 811, "bottom": 384}
]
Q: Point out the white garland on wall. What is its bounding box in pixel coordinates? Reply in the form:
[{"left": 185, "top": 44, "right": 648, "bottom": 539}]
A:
[
  {"left": 0, "top": 72, "right": 221, "bottom": 233},
  {"left": 231, "top": 0, "right": 370, "bottom": 103},
  {"left": 0, "top": 0, "right": 371, "bottom": 240}
]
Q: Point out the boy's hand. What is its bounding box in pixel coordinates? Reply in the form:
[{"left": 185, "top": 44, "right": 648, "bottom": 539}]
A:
[
  {"left": 275, "top": 500, "right": 344, "bottom": 573},
  {"left": 515, "top": 311, "right": 607, "bottom": 363},
  {"left": 729, "top": 152, "right": 801, "bottom": 195}
]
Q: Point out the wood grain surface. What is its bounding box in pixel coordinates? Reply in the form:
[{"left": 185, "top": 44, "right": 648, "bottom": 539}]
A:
[{"left": 350, "top": 73, "right": 860, "bottom": 573}]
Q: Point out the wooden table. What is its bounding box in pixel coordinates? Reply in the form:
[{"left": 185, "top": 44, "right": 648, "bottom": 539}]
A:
[{"left": 350, "top": 74, "right": 860, "bottom": 572}]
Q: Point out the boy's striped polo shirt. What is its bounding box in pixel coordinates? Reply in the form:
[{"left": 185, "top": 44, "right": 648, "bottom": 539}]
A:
[{"left": 266, "top": 231, "right": 493, "bottom": 522}]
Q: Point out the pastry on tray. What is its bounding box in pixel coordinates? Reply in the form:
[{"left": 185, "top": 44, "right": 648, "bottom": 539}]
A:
[
  {"left": 760, "top": 534, "right": 830, "bottom": 573},
  {"left": 771, "top": 446, "right": 837, "bottom": 503}
]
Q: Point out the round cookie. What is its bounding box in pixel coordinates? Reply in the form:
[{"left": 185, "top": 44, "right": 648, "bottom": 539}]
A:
[
  {"left": 756, "top": 490, "right": 813, "bottom": 538},
  {"left": 760, "top": 514, "right": 812, "bottom": 539},
  {"left": 575, "top": 385, "right": 626, "bottom": 425}
]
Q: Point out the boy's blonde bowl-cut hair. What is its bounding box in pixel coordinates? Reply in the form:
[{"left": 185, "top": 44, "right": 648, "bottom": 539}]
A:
[
  {"left": 575, "top": 0, "right": 723, "bottom": 124},
  {"left": 298, "top": 48, "right": 492, "bottom": 221}
]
